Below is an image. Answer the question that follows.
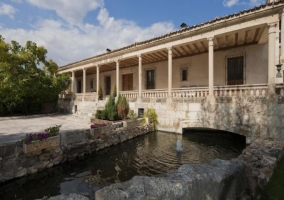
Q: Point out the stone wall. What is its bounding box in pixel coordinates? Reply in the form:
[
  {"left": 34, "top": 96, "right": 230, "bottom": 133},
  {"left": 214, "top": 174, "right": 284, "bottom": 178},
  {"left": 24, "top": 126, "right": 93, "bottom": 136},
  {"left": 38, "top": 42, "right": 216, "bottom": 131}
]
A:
[
  {"left": 95, "top": 159, "right": 247, "bottom": 200},
  {"left": 94, "top": 138, "right": 284, "bottom": 200},
  {"left": 0, "top": 122, "right": 153, "bottom": 183},
  {"left": 131, "top": 95, "right": 284, "bottom": 144},
  {"left": 237, "top": 139, "right": 284, "bottom": 199}
]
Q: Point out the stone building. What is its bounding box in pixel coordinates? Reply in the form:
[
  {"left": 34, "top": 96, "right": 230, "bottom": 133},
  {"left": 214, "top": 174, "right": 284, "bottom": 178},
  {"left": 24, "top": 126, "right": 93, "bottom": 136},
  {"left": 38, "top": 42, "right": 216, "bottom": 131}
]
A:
[{"left": 58, "top": 1, "right": 284, "bottom": 143}]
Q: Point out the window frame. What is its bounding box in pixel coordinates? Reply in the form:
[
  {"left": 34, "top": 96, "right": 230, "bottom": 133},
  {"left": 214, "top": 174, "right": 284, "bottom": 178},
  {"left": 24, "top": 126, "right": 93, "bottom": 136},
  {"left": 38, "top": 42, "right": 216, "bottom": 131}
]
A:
[
  {"left": 225, "top": 54, "right": 246, "bottom": 85},
  {"left": 180, "top": 67, "right": 189, "bottom": 82}
]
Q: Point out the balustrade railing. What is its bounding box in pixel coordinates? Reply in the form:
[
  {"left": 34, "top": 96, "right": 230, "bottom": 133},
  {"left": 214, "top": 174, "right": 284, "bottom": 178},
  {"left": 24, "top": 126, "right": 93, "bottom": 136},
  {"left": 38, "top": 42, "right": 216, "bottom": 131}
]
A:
[
  {"left": 213, "top": 84, "right": 268, "bottom": 97},
  {"left": 76, "top": 84, "right": 270, "bottom": 102},
  {"left": 276, "top": 83, "right": 284, "bottom": 95},
  {"left": 172, "top": 87, "right": 209, "bottom": 98}
]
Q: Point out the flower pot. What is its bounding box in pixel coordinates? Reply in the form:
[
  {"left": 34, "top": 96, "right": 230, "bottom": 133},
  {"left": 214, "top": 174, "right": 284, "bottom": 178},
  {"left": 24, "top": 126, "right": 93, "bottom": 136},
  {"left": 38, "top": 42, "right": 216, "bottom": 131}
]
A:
[{"left": 23, "top": 135, "right": 60, "bottom": 154}]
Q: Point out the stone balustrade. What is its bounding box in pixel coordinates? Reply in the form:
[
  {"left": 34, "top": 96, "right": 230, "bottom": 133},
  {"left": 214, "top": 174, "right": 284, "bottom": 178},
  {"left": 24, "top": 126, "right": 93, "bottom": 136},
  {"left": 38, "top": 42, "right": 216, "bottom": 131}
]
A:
[{"left": 120, "top": 84, "right": 270, "bottom": 102}]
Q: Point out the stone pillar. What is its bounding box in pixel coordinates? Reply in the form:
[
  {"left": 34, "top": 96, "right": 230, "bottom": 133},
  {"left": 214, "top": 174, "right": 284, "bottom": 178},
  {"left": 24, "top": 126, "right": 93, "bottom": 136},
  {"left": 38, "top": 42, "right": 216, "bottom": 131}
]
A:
[
  {"left": 96, "top": 65, "right": 99, "bottom": 102},
  {"left": 208, "top": 37, "right": 214, "bottom": 96},
  {"left": 268, "top": 22, "right": 277, "bottom": 94},
  {"left": 83, "top": 68, "right": 86, "bottom": 102},
  {"left": 168, "top": 47, "right": 173, "bottom": 98},
  {"left": 116, "top": 60, "right": 120, "bottom": 96},
  {"left": 138, "top": 54, "right": 142, "bottom": 102},
  {"left": 71, "top": 71, "right": 75, "bottom": 93},
  {"left": 281, "top": 9, "right": 284, "bottom": 63}
]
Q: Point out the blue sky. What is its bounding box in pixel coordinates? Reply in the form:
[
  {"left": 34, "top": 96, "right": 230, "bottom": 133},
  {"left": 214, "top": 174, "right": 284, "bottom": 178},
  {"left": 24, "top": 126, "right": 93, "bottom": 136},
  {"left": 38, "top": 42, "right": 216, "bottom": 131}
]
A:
[{"left": 0, "top": 0, "right": 266, "bottom": 66}]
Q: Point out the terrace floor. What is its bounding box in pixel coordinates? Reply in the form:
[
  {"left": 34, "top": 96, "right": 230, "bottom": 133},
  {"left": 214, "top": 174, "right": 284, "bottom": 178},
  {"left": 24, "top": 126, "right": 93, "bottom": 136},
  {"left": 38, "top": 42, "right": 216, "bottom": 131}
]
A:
[{"left": 0, "top": 114, "right": 90, "bottom": 144}]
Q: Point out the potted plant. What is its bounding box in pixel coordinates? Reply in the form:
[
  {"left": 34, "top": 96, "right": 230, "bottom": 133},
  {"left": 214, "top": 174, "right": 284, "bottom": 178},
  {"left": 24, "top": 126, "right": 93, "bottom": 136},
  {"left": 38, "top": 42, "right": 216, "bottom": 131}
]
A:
[
  {"left": 22, "top": 125, "right": 61, "bottom": 154},
  {"left": 90, "top": 122, "right": 112, "bottom": 139}
]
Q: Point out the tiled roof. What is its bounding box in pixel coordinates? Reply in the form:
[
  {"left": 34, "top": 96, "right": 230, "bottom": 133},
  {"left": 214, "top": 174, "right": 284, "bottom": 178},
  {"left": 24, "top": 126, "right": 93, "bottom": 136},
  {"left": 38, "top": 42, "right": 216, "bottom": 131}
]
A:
[{"left": 60, "top": 0, "right": 284, "bottom": 69}]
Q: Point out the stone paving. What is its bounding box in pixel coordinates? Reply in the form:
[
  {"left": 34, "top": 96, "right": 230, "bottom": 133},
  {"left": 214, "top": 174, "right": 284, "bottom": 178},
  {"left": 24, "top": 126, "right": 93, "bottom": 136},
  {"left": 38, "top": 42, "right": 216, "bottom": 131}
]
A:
[{"left": 0, "top": 114, "right": 90, "bottom": 143}]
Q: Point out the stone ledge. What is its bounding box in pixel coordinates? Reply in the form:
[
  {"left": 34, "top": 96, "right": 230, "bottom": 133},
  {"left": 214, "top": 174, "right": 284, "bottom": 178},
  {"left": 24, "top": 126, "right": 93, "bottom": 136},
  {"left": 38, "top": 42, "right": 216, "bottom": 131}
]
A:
[{"left": 95, "top": 159, "right": 246, "bottom": 200}]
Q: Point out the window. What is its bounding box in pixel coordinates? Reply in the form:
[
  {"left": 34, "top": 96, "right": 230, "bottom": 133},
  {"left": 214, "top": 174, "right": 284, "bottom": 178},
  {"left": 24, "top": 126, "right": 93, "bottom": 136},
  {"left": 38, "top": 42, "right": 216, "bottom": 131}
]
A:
[
  {"left": 146, "top": 69, "right": 155, "bottom": 89},
  {"left": 180, "top": 68, "right": 188, "bottom": 82},
  {"left": 227, "top": 56, "right": 244, "bottom": 85},
  {"left": 90, "top": 79, "right": 94, "bottom": 89}
]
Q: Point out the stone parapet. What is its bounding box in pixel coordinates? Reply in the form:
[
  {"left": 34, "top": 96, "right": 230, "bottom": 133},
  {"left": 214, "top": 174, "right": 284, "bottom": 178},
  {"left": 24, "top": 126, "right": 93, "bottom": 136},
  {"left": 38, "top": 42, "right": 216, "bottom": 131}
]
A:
[
  {"left": 0, "top": 122, "right": 153, "bottom": 184},
  {"left": 95, "top": 159, "right": 246, "bottom": 200}
]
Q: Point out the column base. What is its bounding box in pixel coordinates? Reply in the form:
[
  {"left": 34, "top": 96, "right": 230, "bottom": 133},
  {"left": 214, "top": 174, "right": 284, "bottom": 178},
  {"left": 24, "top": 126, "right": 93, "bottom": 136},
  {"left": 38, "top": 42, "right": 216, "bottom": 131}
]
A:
[
  {"left": 206, "top": 95, "right": 216, "bottom": 103},
  {"left": 166, "top": 97, "right": 173, "bottom": 104}
]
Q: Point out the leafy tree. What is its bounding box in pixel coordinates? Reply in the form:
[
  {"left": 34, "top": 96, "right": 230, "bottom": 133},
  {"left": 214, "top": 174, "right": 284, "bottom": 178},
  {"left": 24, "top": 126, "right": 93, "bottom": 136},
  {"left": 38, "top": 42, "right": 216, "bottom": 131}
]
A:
[{"left": 0, "top": 35, "right": 71, "bottom": 116}]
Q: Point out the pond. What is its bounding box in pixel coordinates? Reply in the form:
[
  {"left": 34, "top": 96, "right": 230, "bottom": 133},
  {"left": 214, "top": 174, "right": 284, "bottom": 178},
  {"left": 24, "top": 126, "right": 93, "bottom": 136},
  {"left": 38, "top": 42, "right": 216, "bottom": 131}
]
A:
[{"left": 0, "top": 130, "right": 246, "bottom": 200}]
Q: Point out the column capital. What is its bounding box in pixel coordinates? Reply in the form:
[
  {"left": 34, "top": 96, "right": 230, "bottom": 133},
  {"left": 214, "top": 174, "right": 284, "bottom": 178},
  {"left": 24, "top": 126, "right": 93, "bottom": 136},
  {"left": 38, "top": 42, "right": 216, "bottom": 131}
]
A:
[
  {"left": 115, "top": 59, "right": 120, "bottom": 64},
  {"left": 137, "top": 53, "right": 142, "bottom": 58},
  {"left": 268, "top": 22, "right": 278, "bottom": 27},
  {"left": 83, "top": 67, "right": 87, "bottom": 71},
  {"left": 207, "top": 36, "right": 214, "bottom": 41},
  {"left": 167, "top": 46, "right": 172, "bottom": 51},
  {"left": 208, "top": 37, "right": 214, "bottom": 47},
  {"left": 268, "top": 22, "right": 277, "bottom": 34}
]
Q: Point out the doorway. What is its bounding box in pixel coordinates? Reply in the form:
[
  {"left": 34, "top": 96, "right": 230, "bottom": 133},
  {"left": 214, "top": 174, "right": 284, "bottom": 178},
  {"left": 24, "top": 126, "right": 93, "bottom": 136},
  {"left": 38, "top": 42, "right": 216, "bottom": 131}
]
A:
[{"left": 122, "top": 73, "right": 133, "bottom": 91}]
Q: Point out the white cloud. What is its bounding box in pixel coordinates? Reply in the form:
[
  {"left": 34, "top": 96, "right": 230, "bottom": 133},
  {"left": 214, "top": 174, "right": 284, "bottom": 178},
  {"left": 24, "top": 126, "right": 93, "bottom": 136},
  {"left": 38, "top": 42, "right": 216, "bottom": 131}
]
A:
[
  {"left": 0, "top": 8, "right": 175, "bottom": 66},
  {"left": 223, "top": 0, "right": 239, "bottom": 7},
  {"left": 250, "top": 0, "right": 265, "bottom": 6},
  {"left": 11, "top": 0, "right": 23, "bottom": 3},
  {"left": 26, "top": 0, "right": 104, "bottom": 25},
  {"left": 223, "top": 0, "right": 265, "bottom": 7},
  {"left": 0, "top": 3, "right": 17, "bottom": 19}
]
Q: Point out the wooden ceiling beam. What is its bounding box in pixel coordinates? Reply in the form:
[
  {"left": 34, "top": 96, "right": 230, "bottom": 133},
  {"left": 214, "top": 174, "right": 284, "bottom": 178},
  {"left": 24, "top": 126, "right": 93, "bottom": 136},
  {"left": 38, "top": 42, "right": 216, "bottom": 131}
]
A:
[
  {"left": 253, "top": 28, "right": 260, "bottom": 42},
  {"left": 201, "top": 41, "right": 207, "bottom": 51},
  {"left": 179, "top": 45, "right": 189, "bottom": 55},
  {"left": 192, "top": 43, "right": 200, "bottom": 53}
]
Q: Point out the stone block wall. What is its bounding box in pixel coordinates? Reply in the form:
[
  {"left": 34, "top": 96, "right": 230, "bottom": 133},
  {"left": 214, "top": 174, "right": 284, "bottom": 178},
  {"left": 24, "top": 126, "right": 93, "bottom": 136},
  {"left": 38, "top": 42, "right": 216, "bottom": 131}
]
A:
[
  {"left": 131, "top": 96, "right": 283, "bottom": 143},
  {"left": 0, "top": 122, "right": 153, "bottom": 183}
]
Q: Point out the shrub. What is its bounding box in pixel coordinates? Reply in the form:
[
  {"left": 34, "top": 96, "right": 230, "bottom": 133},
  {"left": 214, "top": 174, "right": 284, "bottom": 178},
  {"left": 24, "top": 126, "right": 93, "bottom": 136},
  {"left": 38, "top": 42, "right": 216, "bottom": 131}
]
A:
[
  {"left": 113, "top": 84, "right": 117, "bottom": 97},
  {"left": 95, "top": 95, "right": 118, "bottom": 121},
  {"left": 44, "top": 124, "right": 62, "bottom": 137},
  {"left": 128, "top": 109, "right": 137, "bottom": 120},
  {"left": 141, "top": 108, "right": 158, "bottom": 130},
  {"left": 21, "top": 124, "right": 61, "bottom": 144},
  {"left": 98, "top": 85, "right": 103, "bottom": 100},
  {"left": 117, "top": 95, "right": 129, "bottom": 120}
]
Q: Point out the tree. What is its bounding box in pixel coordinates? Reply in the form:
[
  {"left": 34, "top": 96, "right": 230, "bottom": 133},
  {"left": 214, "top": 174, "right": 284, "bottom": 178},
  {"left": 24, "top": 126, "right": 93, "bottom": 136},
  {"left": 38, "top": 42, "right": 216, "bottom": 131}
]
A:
[{"left": 0, "top": 35, "right": 71, "bottom": 116}]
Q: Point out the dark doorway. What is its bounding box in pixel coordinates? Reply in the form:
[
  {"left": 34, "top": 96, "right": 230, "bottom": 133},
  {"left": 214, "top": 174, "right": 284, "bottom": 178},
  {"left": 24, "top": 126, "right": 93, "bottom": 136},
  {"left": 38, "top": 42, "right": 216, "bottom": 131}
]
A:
[
  {"left": 122, "top": 73, "right": 133, "bottom": 91},
  {"left": 146, "top": 69, "right": 155, "bottom": 89},
  {"left": 77, "top": 80, "right": 81, "bottom": 93},
  {"left": 105, "top": 76, "right": 111, "bottom": 95}
]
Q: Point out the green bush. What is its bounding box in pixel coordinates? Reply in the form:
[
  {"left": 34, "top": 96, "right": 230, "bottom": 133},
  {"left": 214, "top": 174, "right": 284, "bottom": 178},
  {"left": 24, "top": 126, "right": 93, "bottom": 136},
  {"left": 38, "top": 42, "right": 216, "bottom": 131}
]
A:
[
  {"left": 44, "top": 124, "right": 61, "bottom": 137},
  {"left": 141, "top": 108, "right": 159, "bottom": 130},
  {"left": 117, "top": 95, "right": 129, "bottom": 120},
  {"left": 128, "top": 109, "right": 137, "bottom": 120}
]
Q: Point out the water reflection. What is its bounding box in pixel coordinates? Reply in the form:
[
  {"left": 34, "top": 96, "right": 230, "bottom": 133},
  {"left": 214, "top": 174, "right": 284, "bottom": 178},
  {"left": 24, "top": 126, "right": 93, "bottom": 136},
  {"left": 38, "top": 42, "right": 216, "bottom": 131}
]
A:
[{"left": 0, "top": 130, "right": 246, "bottom": 200}]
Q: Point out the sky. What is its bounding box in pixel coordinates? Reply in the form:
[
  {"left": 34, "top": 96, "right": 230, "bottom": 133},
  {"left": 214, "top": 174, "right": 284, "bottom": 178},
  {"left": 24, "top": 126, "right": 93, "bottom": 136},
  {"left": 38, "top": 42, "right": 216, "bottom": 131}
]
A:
[{"left": 0, "top": 0, "right": 266, "bottom": 66}]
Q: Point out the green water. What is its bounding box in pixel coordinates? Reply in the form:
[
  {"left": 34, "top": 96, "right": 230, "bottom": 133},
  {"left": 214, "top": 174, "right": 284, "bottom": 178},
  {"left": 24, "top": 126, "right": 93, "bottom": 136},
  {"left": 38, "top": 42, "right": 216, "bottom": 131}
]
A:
[{"left": 262, "top": 158, "right": 284, "bottom": 200}]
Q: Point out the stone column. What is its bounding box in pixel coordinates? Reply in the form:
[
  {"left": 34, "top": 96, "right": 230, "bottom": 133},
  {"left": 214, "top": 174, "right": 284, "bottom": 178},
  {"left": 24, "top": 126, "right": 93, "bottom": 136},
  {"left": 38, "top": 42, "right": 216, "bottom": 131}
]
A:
[
  {"left": 208, "top": 37, "right": 214, "bottom": 96},
  {"left": 138, "top": 54, "right": 142, "bottom": 102},
  {"left": 281, "top": 9, "right": 284, "bottom": 63},
  {"left": 96, "top": 65, "right": 99, "bottom": 102},
  {"left": 71, "top": 71, "right": 75, "bottom": 93},
  {"left": 116, "top": 60, "right": 120, "bottom": 96},
  {"left": 83, "top": 68, "right": 86, "bottom": 101},
  {"left": 268, "top": 22, "right": 277, "bottom": 94},
  {"left": 168, "top": 47, "right": 173, "bottom": 98}
]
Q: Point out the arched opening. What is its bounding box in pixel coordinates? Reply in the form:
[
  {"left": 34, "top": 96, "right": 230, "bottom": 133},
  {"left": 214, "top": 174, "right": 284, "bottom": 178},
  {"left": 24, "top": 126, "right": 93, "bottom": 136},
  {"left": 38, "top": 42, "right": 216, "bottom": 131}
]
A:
[{"left": 182, "top": 127, "right": 246, "bottom": 157}]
